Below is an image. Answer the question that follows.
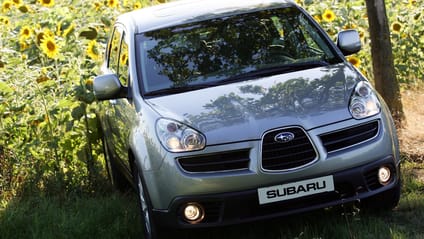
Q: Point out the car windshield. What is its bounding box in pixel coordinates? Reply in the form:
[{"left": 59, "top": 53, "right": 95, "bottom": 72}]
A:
[{"left": 136, "top": 6, "right": 341, "bottom": 96}]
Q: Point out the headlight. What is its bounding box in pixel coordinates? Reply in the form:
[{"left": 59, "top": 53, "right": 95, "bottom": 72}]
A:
[
  {"left": 349, "top": 81, "right": 381, "bottom": 119},
  {"left": 156, "top": 118, "right": 206, "bottom": 152}
]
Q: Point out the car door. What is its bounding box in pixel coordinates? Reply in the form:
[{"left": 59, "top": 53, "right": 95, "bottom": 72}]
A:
[{"left": 102, "top": 25, "right": 135, "bottom": 178}]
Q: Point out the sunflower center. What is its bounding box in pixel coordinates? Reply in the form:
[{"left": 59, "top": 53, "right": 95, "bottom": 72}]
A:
[
  {"left": 47, "top": 41, "right": 56, "bottom": 51},
  {"left": 393, "top": 23, "right": 401, "bottom": 32}
]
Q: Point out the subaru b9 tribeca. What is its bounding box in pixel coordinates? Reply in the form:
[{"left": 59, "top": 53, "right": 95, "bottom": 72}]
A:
[{"left": 93, "top": 0, "right": 401, "bottom": 238}]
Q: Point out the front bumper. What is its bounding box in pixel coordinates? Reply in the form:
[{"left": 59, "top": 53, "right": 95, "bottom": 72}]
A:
[{"left": 152, "top": 155, "right": 400, "bottom": 229}]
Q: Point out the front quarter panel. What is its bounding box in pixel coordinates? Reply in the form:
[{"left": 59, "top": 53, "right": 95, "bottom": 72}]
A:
[
  {"left": 378, "top": 94, "right": 401, "bottom": 166},
  {"left": 130, "top": 100, "right": 168, "bottom": 172}
]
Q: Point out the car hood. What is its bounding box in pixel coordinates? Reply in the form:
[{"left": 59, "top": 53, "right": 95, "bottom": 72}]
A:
[{"left": 145, "top": 63, "right": 359, "bottom": 145}]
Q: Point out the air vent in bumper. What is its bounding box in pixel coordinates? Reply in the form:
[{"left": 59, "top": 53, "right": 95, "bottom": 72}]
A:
[
  {"left": 320, "top": 121, "right": 379, "bottom": 153},
  {"left": 177, "top": 150, "right": 250, "bottom": 173}
]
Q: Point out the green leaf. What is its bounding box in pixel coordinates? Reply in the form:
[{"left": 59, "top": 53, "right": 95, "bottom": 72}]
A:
[
  {"left": 79, "top": 27, "right": 98, "bottom": 40},
  {"left": 71, "top": 105, "right": 85, "bottom": 120},
  {"left": 0, "top": 81, "right": 13, "bottom": 95}
]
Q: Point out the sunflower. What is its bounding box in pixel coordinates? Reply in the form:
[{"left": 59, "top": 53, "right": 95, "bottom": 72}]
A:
[
  {"left": 39, "top": 0, "right": 54, "bottom": 7},
  {"left": 93, "top": 2, "right": 102, "bottom": 11},
  {"left": 19, "top": 40, "right": 29, "bottom": 51},
  {"left": 40, "top": 36, "right": 60, "bottom": 59},
  {"left": 0, "top": 16, "right": 10, "bottom": 26},
  {"left": 0, "top": 16, "right": 8, "bottom": 24},
  {"left": 12, "top": 0, "right": 22, "bottom": 5},
  {"left": 347, "top": 56, "right": 361, "bottom": 68},
  {"left": 134, "top": 2, "right": 142, "bottom": 9},
  {"left": 36, "top": 28, "right": 54, "bottom": 46},
  {"left": 86, "top": 40, "right": 100, "bottom": 61},
  {"left": 106, "top": 0, "right": 119, "bottom": 8},
  {"left": 20, "top": 26, "right": 32, "bottom": 39},
  {"left": 120, "top": 52, "right": 128, "bottom": 66},
  {"left": 2, "top": 0, "right": 13, "bottom": 12},
  {"left": 322, "top": 9, "right": 336, "bottom": 23},
  {"left": 36, "top": 32, "right": 45, "bottom": 46},
  {"left": 359, "top": 30, "right": 365, "bottom": 40},
  {"left": 408, "top": 0, "right": 417, "bottom": 7},
  {"left": 343, "top": 23, "right": 357, "bottom": 30},
  {"left": 36, "top": 74, "right": 50, "bottom": 84},
  {"left": 391, "top": 22, "right": 402, "bottom": 34},
  {"left": 85, "top": 78, "right": 94, "bottom": 86}
]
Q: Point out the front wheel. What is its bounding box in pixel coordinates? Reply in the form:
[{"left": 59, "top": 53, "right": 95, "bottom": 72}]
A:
[{"left": 132, "top": 164, "right": 162, "bottom": 239}]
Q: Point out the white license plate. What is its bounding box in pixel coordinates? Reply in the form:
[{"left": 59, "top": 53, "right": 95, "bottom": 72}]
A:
[{"left": 258, "top": 175, "right": 334, "bottom": 205}]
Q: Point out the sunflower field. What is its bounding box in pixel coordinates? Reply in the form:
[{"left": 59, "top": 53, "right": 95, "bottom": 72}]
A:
[
  {"left": 297, "top": 0, "right": 424, "bottom": 88},
  {"left": 0, "top": 0, "right": 423, "bottom": 203}
]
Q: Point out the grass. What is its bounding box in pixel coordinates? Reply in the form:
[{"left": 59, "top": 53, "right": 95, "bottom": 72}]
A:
[
  {"left": 0, "top": 193, "right": 142, "bottom": 239},
  {"left": 0, "top": 163, "right": 423, "bottom": 239},
  {"left": 0, "top": 88, "right": 423, "bottom": 239}
]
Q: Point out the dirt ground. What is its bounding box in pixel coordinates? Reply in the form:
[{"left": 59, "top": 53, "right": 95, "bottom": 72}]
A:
[
  {"left": 398, "top": 89, "right": 424, "bottom": 162},
  {"left": 398, "top": 89, "right": 424, "bottom": 183}
]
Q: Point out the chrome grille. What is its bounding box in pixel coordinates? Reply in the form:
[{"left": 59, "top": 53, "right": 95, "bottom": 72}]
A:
[{"left": 261, "top": 127, "right": 317, "bottom": 171}]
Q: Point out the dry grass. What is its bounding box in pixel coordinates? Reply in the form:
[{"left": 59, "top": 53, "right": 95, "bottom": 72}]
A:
[{"left": 398, "top": 89, "right": 424, "bottom": 163}]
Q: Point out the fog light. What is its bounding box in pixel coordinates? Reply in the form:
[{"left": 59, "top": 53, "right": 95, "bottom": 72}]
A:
[
  {"left": 378, "top": 166, "right": 391, "bottom": 185},
  {"left": 183, "top": 203, "right": 204, "bottom": 224}
]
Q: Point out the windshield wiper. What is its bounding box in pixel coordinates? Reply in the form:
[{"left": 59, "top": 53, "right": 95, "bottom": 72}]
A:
[
  {"left": 144, "top": 83, "right": 217, "bottom": 97},
  {"left": 219, "top": 61, "right": 330, "bottom": 83}
]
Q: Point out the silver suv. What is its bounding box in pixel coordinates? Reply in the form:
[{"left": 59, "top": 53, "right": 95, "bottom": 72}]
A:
[{"left": 94, "top": 0, "right": 401, "bottom": 238}]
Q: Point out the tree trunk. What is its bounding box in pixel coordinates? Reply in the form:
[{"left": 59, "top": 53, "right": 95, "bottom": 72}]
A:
[{"left": 365, "top": 0, "right": 404, "bottom": 127}]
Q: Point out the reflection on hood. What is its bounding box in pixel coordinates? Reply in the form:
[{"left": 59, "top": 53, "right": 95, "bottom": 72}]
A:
[{"left": 146, "top": 63, "right": 360, "bottom": 144}]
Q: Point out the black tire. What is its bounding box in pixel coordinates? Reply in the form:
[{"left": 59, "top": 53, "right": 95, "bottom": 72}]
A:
[
  {"left": 132, "top": 163, "right": 162, "bottom": 239},
  {"left": 101, "top": 136, "right": 130, "bottom": 191}
]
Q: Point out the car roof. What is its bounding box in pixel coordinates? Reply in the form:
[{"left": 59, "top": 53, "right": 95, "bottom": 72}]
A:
[{"left": 117, "top": 0, "right": 295, "bottom": 34}]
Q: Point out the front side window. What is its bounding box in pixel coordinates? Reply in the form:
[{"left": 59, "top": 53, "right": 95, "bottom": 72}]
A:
[
  {"left": 137, "top": 7, "right": 341, "bottom": 96},
  {"left": 107, "top": 27, "right": 129, "bottom": 87}
]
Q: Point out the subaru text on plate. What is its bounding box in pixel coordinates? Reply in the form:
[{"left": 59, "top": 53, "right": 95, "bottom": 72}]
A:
[{"left": 93, "top": 0, "right": 401, "bottom": 238}]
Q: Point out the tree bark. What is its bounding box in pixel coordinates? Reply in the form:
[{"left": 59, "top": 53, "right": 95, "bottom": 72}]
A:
[{"left": 365, "top": 0, "right": 404, "bottom": 127}]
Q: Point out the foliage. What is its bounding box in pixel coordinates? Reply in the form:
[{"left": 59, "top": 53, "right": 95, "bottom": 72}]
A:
[
  {"left": 0, "top": 0, "right": 422, "bottom": 203},
  {"left": 304, "top": 0, "right": 424, "bottom": 88},
  {"left": 297, "top": 0, "right": 424, "bottom": 88},
  {"left": 0, "top": 0, "right": 155, "bottom": 201}
]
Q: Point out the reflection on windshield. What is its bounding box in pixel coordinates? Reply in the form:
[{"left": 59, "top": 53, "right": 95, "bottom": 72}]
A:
[{"left": 137, "top": 7, "right": 340, "bottom": 95}]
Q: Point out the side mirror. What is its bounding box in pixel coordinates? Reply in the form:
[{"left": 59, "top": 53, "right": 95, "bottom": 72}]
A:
[
  {"left": 337, "top": 30, "right": 361, "bottom": 56},
  {"left": 93, "top": 73, "right": 124, "bottom": 101}
]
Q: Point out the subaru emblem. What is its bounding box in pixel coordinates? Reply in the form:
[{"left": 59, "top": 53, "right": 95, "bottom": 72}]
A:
[{"left": 274, "top": 132, "right": 295, "bottom": 143}]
